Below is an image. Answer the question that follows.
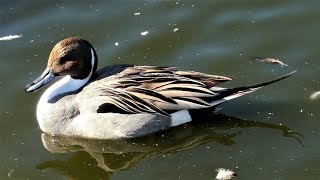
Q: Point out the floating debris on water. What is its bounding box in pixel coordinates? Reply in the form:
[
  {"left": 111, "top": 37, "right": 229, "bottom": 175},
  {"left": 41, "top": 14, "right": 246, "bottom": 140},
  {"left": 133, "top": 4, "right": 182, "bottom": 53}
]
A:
[
  {"left": 134, "top": 12, "right": 141, "bottom": 16},
  {"left": 216, "top": 168, "right": 237, "bottom": 180},
  {"left": 114, "top": 39, "right": 129, "bottom": 46},
  {"left": 310, "top": 91, "right": 320, "bottom": 101},
  {"left": 140, "top": 31, "right": 149, "bottom": 36},
  {"left": 8, "top": 169, "right": 14, "bottom": 178},
  {"left": 173, "top": 28, "right": 179, "bottom": 32},
  {"left": 0, "top": 34, "right": 22, "bottom": 41},
  {"left": 254, "top": 57, "right": 288, "bottom": 66}
]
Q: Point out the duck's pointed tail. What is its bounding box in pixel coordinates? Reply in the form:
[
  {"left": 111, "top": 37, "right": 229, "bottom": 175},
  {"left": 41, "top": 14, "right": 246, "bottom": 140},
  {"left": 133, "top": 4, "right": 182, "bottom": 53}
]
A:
[
  {"left": 210, "top": 70, "right": 296, "bottom": 106},
  {"left": 170, "top": 71, "right": 295, "bottom": 127}
]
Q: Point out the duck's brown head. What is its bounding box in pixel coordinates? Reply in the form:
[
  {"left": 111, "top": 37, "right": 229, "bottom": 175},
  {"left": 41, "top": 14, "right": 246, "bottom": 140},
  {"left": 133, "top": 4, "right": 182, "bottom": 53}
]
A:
[{"left": 25, "top": 37, "right": 98, "bottom": 92}]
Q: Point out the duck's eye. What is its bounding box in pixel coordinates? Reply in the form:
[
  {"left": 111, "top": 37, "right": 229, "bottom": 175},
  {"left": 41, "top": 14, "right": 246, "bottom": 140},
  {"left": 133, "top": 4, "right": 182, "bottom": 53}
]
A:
[{"left": 59, "top": 56, "right": 68, "bottom": 64}]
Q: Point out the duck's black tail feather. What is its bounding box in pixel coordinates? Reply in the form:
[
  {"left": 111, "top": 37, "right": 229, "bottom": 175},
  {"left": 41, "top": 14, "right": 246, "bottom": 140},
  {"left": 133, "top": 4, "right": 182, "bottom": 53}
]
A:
[
  {"left": 174, "top": 71, "right": 295, "bottom": 126},
  {"left": 210, "top": 70, "right": 296, "bottom": 106}
]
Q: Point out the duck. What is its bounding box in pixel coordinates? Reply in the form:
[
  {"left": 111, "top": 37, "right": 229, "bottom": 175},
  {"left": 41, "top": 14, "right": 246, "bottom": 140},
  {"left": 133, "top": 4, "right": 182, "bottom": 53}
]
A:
[{"left": 25, "top": 37, "right": 295, "bottom": 139}]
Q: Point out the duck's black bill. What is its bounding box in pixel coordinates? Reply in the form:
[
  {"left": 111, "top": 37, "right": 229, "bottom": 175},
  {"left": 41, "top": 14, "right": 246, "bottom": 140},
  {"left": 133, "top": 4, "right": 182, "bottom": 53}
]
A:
[{"left": 25, "top": 67, "right": 55, "bottom": 93}]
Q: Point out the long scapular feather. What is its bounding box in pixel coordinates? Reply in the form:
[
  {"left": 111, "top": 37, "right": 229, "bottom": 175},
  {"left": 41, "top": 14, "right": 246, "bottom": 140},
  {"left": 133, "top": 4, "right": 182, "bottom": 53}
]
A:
[
  {"left": 160, "top": 86, "right": 216, "bottom": 97},
  {"left": 127, "top": 87, "right": 177, "bottom": 104},
  {"left": 153, "top": 79, "right": 205, "bottom": 90},
  {"left": 173, "top": 97, "right": 211, "bottom": 106}
]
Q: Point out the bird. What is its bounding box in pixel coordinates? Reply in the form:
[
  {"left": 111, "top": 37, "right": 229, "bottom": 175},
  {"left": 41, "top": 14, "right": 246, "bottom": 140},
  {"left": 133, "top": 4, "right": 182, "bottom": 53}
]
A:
[{"left": 25, "top": 37, "right": 295, "bottom": 139}]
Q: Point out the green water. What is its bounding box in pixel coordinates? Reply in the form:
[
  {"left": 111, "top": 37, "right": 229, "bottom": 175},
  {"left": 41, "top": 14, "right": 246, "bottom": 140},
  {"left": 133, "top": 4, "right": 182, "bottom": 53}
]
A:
[{"left": 1, "top": 0, "right": 320, "bottom": 179}]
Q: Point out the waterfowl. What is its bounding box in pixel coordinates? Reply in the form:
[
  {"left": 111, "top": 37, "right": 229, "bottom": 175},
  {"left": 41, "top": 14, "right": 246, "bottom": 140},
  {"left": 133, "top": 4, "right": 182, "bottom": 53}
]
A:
[{"left": 25, "top": 37, "right": 294, "bottom": 139}]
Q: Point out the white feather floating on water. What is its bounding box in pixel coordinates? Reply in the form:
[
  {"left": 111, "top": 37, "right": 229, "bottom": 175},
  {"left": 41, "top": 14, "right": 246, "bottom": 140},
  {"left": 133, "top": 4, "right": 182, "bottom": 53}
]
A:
[
  {"left": 140, "top": 31, "right": 149, "bottom": 36},
  {"left": 0, "top": 34, "right": 22, "bottom": 41},
  {"left": 310, "top": 91, "right": 320, "bottom": 101},
  {"left": 216, "top": 168, "right": 237, "bottom": 180}
]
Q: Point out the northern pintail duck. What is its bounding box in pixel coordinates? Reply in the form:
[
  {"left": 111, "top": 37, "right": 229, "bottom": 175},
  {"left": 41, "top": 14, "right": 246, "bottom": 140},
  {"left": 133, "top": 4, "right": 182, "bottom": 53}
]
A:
[{"left": 25, "top": 37, "right": 295, "bottom": 139}]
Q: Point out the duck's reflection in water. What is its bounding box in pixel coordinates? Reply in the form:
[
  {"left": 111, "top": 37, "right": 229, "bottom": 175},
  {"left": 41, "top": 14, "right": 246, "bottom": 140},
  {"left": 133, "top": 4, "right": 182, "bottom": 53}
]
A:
[{"left": 36, "top": 113, "right": 302, "bottom": 179}]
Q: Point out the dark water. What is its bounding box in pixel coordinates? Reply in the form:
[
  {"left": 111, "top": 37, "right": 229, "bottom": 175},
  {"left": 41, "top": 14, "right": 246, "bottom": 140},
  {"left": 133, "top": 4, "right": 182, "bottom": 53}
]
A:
[{"left": 1, "top": 0, "right": 320, "bottom": 179}]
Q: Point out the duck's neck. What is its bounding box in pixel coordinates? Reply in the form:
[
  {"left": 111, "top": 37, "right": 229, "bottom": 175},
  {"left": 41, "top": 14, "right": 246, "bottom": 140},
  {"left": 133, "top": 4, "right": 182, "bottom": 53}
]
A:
[
  {"left": 41, "top": 75, "right": 91, "bottom": 102},
  {"left": 37, "top": 48, "right": 96, "bottom": 124}
]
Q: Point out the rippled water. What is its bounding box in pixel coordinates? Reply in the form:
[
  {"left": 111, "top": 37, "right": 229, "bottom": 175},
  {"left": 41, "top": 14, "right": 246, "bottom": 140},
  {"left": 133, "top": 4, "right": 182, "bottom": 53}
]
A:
[{"left": 1, "top": 0, "right": 320, "bottom": 179}]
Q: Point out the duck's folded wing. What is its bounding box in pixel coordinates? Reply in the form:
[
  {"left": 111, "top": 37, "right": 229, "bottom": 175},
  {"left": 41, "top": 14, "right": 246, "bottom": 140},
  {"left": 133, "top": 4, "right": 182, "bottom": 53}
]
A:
[
  {"left": 94, "top": 84, "right": 217, "bottom": 116},
  {"left": 86, "top": 65, "right": 233, "bottom": 115}
]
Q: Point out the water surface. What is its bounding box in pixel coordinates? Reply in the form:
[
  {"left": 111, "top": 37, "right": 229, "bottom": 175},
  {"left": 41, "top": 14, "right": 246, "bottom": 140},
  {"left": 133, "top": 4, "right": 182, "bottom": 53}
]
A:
[{"left": 1, "top": 0, "right": 320, "bottom": 179}]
